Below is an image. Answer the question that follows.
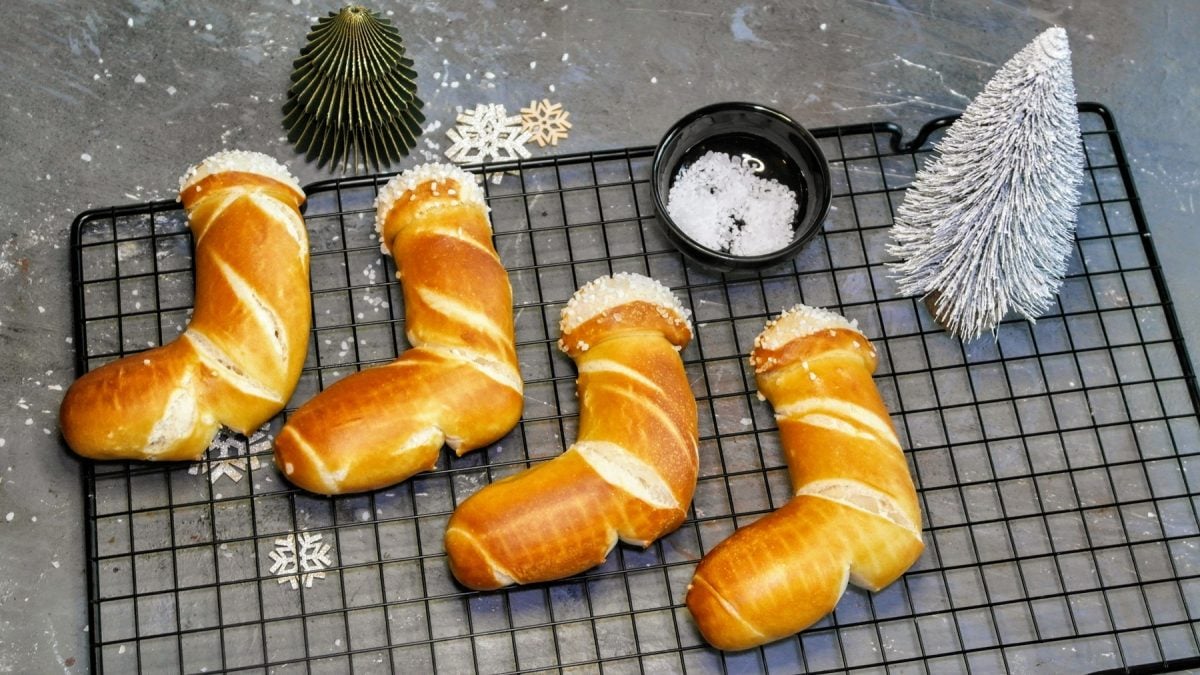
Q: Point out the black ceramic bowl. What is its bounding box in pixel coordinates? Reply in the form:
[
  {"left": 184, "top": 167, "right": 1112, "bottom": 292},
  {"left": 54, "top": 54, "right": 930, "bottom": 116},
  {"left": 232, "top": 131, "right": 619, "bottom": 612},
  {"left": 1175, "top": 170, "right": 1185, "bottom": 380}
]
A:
[{"left": 651, "top": 102, "right": 831, "bottom": 273}]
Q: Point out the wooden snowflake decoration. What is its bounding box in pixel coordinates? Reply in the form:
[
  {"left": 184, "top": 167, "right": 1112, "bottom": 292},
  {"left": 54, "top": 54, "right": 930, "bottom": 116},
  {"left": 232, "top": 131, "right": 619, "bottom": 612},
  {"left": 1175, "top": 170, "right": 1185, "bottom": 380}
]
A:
[{"left": 520, "top": 99, "right": 572, "bottom": 147}]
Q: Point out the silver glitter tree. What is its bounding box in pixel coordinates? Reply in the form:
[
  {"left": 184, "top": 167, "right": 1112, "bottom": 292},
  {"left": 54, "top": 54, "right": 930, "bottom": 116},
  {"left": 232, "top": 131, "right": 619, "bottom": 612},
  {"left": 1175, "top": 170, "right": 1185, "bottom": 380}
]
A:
[{"left": 888, "top": 27, "right": 1084, "bottom": 341}]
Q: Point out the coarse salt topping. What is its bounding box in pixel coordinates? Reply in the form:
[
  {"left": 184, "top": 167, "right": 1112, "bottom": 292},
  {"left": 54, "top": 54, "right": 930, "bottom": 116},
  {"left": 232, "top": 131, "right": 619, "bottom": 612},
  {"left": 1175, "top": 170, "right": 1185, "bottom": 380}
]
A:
[
  {"left": 374, "top": 162, "right": 488, "bottom": 240},
  {"left": 179, "top": 150, "right": 302, "bottom": 196},
  {"left": 667, "top": 151, "right": 798, "bottom": 256},
  {"left": 559, "top": 272, "right": 692, "bottom": 339},
  {"left": 754, "top": 303, "right": 861, "bottom": 353}
]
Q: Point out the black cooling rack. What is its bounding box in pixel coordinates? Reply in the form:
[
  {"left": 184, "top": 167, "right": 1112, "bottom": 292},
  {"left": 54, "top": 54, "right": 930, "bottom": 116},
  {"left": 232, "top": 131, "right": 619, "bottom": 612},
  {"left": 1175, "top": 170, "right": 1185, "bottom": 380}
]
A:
[{"left": 70, "top": 103, "right": 1200, "bottom": 674}]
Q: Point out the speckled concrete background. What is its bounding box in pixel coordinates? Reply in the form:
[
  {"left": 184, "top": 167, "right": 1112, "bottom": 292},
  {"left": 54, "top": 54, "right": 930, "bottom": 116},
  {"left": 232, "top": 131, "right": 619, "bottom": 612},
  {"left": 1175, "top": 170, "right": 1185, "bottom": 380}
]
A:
[{"left": 1, "top": 1, "right": 1197, "bottom": 671}]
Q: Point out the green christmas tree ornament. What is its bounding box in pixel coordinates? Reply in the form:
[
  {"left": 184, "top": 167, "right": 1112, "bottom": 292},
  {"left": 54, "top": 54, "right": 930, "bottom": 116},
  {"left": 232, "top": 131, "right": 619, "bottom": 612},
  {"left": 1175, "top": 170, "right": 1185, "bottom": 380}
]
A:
[{"left": 283, "top": 4, "right": 425, "bottom": 173}]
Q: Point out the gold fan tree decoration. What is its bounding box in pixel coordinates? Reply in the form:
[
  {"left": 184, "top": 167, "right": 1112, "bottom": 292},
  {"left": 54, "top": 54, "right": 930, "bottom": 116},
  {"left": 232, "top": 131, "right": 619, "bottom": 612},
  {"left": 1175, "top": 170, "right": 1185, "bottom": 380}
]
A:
[{"left": 283, "top": 5, "right": 424, "bottom": 173}]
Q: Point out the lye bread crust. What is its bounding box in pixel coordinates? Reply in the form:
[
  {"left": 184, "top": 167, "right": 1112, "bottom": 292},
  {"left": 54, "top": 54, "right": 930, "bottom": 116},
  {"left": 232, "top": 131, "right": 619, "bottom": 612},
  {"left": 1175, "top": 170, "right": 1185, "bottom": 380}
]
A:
[
  {"left": 687, "top": 303, "right": 924, "bottom": 651},
  {"left": 444, "top": 273, "right": 699, "bottom": 590},
  {"left": 273, "top": 163, "right": 523, "bottom": 495},
  {"left": 60, "top": 150, "right": 310, "bottom": 462}
]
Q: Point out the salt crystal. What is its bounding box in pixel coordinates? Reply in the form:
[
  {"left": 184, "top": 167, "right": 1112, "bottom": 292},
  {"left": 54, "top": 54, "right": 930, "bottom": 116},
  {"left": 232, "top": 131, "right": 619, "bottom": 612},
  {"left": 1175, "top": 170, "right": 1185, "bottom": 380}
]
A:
[
  {"left": 205, "top": 23, "right": 212, "bottom": 30},
  {"left": 530, "top": 61, "right": 537, "bottom": 69},
  {"left": 562, "top": 53, "right": 569, "bottom": 61},
  {"left": 666, "top": 150, "right": 798, "bottom": 255},
  {"left": 80, "top": 153, "right": 92, "bottom": 162},
  {"left": 127, "top": 17, "right": 133, "bottom": 27},
  {"left": 167, "top": 85, "right": 177, "bottom": 96},
  {"left": 134, "top": 74, "right": 146, "bottom": 84},
  {"left": 819, "top": 23, "right": 827, "bottom": 30},
  {"left": 188, "top": 19, "right": 196, "bottom": 27},
  {"left": 484, "top": 71, "right": 496, "bottom": 79},
  {"left": 650, "top": 76, "right": 658, "bottom": 84},
  {"left": 4, "top": 513, "right": 12, "bottom": 522}
]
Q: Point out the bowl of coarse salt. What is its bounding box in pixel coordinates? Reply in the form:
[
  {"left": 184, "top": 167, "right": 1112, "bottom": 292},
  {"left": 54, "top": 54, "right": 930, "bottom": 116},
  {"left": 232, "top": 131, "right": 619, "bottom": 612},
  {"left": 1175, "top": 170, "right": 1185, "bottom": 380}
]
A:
[{"left": 651, "top": 102, "right": 831, "bottom": 272}]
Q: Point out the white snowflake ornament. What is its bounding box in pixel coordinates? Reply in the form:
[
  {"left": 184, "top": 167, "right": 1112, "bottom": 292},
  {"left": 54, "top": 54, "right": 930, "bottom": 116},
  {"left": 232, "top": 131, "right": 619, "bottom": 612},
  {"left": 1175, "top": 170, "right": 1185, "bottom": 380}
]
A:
[
  {"left": 269, "top": 532, "right": 334, "bottom": 590},
  {"left": 888, "top": 27, "right": 1084, "bottom": 341},
  {"left": 444, "top": 103, "right": 533, "bottom": 164},
  {"left": 188, "top": 424, "right": 269, "bottom": 484}
]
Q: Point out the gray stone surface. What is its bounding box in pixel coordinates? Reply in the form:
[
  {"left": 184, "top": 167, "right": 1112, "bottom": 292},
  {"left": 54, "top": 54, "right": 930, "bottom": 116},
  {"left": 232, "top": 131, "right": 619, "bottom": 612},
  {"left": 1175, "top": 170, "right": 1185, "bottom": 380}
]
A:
[{"left": 0, "top": 1, "right": 1196, "bottom": 672}]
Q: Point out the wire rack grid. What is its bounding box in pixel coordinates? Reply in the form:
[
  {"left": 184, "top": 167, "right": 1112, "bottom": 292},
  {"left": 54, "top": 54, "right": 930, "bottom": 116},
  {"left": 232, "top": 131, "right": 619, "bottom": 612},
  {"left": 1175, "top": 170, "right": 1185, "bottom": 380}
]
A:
[{"left": 70, "top": 103, "right": 1200, "bottom": 674}]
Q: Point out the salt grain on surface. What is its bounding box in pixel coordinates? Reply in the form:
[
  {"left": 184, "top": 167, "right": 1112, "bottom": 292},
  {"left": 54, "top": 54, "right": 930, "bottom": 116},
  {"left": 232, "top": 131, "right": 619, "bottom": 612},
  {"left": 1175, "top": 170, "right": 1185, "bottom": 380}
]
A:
[{"left": 666, "top": 151, "right": 798, "bottom": 256}]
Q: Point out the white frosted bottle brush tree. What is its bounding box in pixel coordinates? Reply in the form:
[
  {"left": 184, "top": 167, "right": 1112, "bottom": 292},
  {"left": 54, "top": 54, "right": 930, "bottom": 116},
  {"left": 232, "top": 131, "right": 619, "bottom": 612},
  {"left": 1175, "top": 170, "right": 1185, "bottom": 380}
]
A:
[{"left": 888, "top": 27, "right": 1085, "bottom": 342}]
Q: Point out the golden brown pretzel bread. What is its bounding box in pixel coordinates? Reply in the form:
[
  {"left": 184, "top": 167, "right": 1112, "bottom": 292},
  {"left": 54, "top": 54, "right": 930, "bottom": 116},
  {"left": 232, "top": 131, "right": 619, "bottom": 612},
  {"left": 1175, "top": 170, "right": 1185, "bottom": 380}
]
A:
[
  {"left": 59, "top": 151, "right": 310, "bottom": 461},
  {"left": 444, "top": 273, "right": 698, "bottom": 590},
  {"left": 274, "top": 163, "right": 523, "bottom": 494},
  {"left": 687, "top": 304, "right": 924, "bottom": 650}
]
